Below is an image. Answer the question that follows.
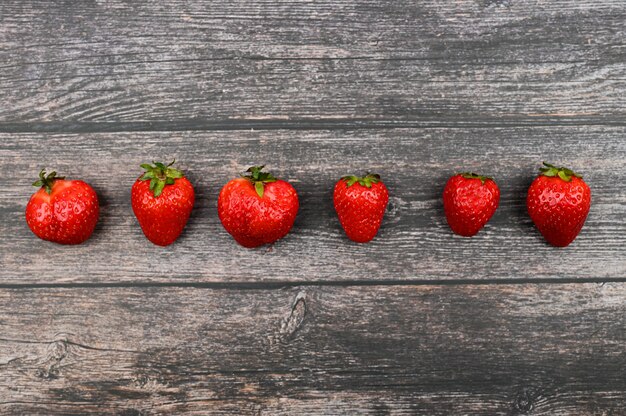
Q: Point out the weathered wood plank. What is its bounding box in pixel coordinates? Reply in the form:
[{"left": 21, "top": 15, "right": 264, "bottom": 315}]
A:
[
  {"left": 1, "top": 0, "right": 625, "bottom": 127},
  {"left": 1, "top": 127, "right": 624, "bottom": 284},
  {"left": 2, "top": 2, "right": 624, "bottom": 415},
  {"left": 0, "top": 283, "right": 624, "bottom": 414}
]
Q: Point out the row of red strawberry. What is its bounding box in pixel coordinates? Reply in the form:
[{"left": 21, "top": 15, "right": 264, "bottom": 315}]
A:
[{"left": 25, "top": 162, "right": 591, "bottom": 248}]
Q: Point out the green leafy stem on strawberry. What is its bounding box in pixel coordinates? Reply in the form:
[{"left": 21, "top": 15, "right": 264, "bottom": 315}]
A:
[
  {"left": 140, "top": 160, "right": 185, "bottom": 197},
  {"left": 32, "top": 169, "right": 65, "bottom": 195},
  {"left": 341, "top": 173, "right": 381, "bottom": 188},
  {"left": 539, "top": 162, "right": 583, "bottom": 182},
  {"left": 457, "top": 172, "right": 494, "bottom": 185},
  {"left": 242, "top": 166, "right": 277, "bottom": 198}
]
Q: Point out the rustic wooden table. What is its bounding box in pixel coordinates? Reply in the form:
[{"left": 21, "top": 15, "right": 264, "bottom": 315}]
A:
[{"left": 1, "top": 1, "right": 625, "bottom": 414}]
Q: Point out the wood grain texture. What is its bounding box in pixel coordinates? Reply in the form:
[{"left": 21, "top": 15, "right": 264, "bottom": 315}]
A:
[
  {"left": 2, "top": 127, "right": 625, "bottom": 284},
  {"left": 2, "top": 1, "right": 626, "bottom": 413},
  {"left": 1, "top": 283, "right": 624, "bottom": 415},
  {"left": 1, "top": 0, "right": 625, "bottom": 127}
]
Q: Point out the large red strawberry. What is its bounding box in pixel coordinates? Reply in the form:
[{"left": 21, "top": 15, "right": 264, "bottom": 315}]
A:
[
  {"left": 131, "top": 161, "right": 195, "bottom": 246},
  {"left": 218, "top": 166, "right": 299, "bottom": 248},
  {"left": 527, "top": 162, "right": 591, "bottom": 247},
  {"left": 333, "top": 173, "right": 389, "bottom": 243},
  {"left": 25, "top": 169, "right": 100, "bottom": 244},
  {"left": 443, "top": 172, "right": 500, "bottom": 237}
]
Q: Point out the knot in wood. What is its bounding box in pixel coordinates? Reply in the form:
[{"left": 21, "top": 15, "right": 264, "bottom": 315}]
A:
[
  {"left": 35, "top": 334, "right": 73, "bottom": 380},
  {"left": 47, "top": 338, "right": 69, "bottom": 362},
  {"left": 278, "top": 291, "right": 307, "bottom": 344},
  {"left": 385, "top": 197, "right": 403, "bottom": 224},
  {"left": 513, "top": 388, "right": 539, "bottom": 414}
]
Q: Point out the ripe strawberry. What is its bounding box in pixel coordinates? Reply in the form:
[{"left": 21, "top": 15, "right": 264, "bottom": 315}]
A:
[
  {"left": 25, "top": 169, "right": 100, "bottom": 244},
  {"left": 443, "top": 173, "right": 500, "bottom": 237},
  {"left": 527, "top": 162, "right": 591, "bottom": 247},
  {"left": 333, "top": 173, "right": 389, "bottom": 243},
  {"left": 131, "top": 161, "right": 195, "bottom": 246},
  {"left": 218, "top": 166, "right": 299, "bottom": 248}
]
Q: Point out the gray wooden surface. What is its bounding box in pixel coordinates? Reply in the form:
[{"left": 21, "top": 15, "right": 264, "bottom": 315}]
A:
[
  {"left": 1, "top": 1, "right": 625, "bottom": 414},
  {"left": 1, "top": 284, "right": 625, "bottom": 415}
]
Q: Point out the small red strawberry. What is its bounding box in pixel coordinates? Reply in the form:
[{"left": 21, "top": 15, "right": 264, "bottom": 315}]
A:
[
  {"left": 443, "top": 173, "right": 500, "bottom": 237},
  {"left": 527, "top": 162, "right": 591, "bottom": 247},
  {"left": 25, "top": 169, "right": 100, "bottom": 244},
  {"left": 131, "top": 160, "right": 195, "bottom": 246},
  {"left": 333, "top": 173, "right": 389, "bottom": 243},
  {"left": 218, "top": 166, "right": 299, "bottom": 248}
]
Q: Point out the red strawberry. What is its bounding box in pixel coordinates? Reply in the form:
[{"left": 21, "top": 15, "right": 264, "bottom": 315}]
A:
[
  {"left": 443, "top": 173, "right": 500, "bottom": 237},
  {"left": 333, "top": 173, "right": 389, "bottom": 243},
  {"left": 218, "top": 166, "right": 299, "bottom": 248},
  {"left": 527, "top": 162, "right": 591, "bottom": 247},
  {"left": 25, "top": 169, "right": 100, "bottom": 244},
  {"left": 131, "top": 161, "right": 195, "bottom": 246}
]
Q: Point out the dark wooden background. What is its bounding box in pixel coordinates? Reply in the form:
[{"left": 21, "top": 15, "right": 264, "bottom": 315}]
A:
[{"left": 1, "top": 1, "right": 625, "bottom": 414}]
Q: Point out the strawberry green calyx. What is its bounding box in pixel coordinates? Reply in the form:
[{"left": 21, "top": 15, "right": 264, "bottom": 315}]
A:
[
  {"left": 33, "top": 169, "right": 65, "bottom": 195},
  {"left": 342, "top": 173, "right": 381, "bottom": 188},
  {"left": 459, "top": 172, "right": 493, "bottom": 185},
  {"left": 242, "top": 166, "right": 277, "bottom": 198},
  {"left": 139, "top": 160, "right": 184, "bottom": 198},
  {"left": 539, "top": 162, "right": 582, "bottom": 182}
]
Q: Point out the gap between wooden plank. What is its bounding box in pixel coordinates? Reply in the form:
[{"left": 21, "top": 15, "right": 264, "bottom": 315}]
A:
[
  {"left": 0, "top": 276, "right": 623, "bottom": 290},
  {"left": 2, "top": 116, "right": 626, "bottom": 133}
]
